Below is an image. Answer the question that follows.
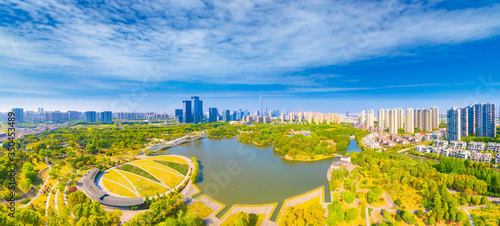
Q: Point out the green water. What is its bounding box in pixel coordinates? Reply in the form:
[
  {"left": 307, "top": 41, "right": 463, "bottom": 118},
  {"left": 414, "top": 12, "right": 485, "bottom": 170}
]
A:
[{"left": 167, "top": 138, "right": 361, "bottom": 206}]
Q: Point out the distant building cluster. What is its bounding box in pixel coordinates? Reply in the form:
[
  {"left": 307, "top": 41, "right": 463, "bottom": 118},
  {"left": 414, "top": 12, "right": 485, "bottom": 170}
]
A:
[
  {"left": 415, "top": 140, "right": 499, "bottom": 164},
  {"left": 447, "top": 103, "right": 496, "bottom": 141},
  {"left": 357, "top": 107, "right": 439, "bottom": 136}
]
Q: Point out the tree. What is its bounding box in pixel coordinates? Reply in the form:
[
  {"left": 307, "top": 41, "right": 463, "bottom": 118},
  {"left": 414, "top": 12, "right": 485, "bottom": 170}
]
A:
[
  {"left": 341, "top": 191, "right": 356, "bottom": 204},
  {"left": 344, "top": 208, "right": 358, "bottom": 223},
  {"left": 428, "top": 216, "right": 436, "bottom": 225},
  {"left": 234, "top": 212, "right": 250, "bottom": 226},
  {"left": 480, "top": 196, "right": 488, "bottom": 205}
]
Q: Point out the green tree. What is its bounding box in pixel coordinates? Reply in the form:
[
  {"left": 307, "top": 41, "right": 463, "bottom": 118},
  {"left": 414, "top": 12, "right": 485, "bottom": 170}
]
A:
[
  {"left": 341, "top": 191, "right": 356, "bottom": 204},
  {"left": 344, "top": 208, "right": 358, "bottom": 223}
]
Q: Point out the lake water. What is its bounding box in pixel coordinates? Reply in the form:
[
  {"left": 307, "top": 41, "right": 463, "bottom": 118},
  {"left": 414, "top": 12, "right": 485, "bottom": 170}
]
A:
[{"left": 167, "top": 138, "right": 361, "bottom": 205}]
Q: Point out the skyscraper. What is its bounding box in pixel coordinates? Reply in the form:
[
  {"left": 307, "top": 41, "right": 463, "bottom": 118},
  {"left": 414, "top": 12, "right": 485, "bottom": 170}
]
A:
[
  {"left": 423, "top": 109, "right": 432, "bottom": 132},
  {"left": 378, "top": 109, "right": 385, "bottom": 129},
  {"left": 209, "top": 108, "right": 218, "bottom": 123},
  {"left": 460, "top": 108, "right": 469, "bottom": 138},
  {"left": 222, "top": 110, "right": 231, "bottom": 122},
  {"left": 259, "top": 94, "right": 263, "bottom": 117},
  {"left": 85, "top": 111, "right": 97, "bottom": 122},
  {"left": 366, "top": 110, "right": 374, "bottom": 127},
  {"left": 191, "top": 96, "right": 203, "bottom": 124},
  {"left": 182, "top": 100, "right": 193, "bottom": 123},
  {"left": 447, "top": 108, "right": 462, "bottom": 141},
  {"left": 467, "top": 105, "right": 475, "bottom": 135},
  {"left": 358, "top": 110, "right": 365, "bottom": 125},
  {"left": 11, "top": 108, "right": 24, "bottom": 123},
  {"left": 389, "top": 109, "right": 397, "bottom": 134},
  {"left": 396, "top": 108, "right": 404, "bottom": 129},
  {"left": 404, "top": 107, "right": 414, "bottom": 134},
  {"left": 385, "top": 109, "right": 391, "bottom": 129},
  {"left": 100, "top": 111, "right": 113, "bottom": 123},
  {"left": 431, "top": 107, "right": 439, "bottom": 129},
  {"left": 175, "top": 109, "right": 183, "bottom": 123},
  {"left": 475, "top": 103, "right": 496, "bottom": 138}
]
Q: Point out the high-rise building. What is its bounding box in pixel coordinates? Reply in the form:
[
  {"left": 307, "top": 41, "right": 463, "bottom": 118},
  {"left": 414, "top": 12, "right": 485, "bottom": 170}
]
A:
[
  {"left": 447, "top": 103, "right": 496, "bottom": 140},
  {"left": 377, "top": 109, "right": 385, "bottom": 129},
  {"left": 38, "top": 107, "right": 44, "bottom": 113},
  {"left": 259, "top": 94, "right": 263, "bottom": 117},
  {"left": 385, "top": 109, "right": 391, "bottom": 129},
  {"left": 281, "top": 113, "right": 285, "bottom": 123},
  {"left": 475, "top": 103, "right": 496, "bottom": 138},
  {"left": 358, "top": 110, "right": 365, "bottom": 125},
  {"left": 467, "top": 105, "right": 475, "bottom": 135},
  {"left": 68, "top": 111, "right": 80, "bottom": 120},
  {"left": 404, "top": 107, "right": 414, "bottom": 134},
  {"left": 11, "top": 108, "right": 24, "bottom": 123},
  {"left": 460, "top": 108, "right": 469, "bottom": 138},
  {"left": 389, "top": 109, "right": 398, "bottom": 134},
  {"left": 85, "top": 111, "right": 97, "bottom": 122},
  {"left": 182, "top": 100, "right": 193, "bottom": 123},
  {"left": 447, "top": 108, "right": 462, "bottom": 141},
  {"left": 100, "top": 111, "right": 113, "bottom": 123},
  {"left": 191, "top": 96, "right": 203, "bottom": 124},
  {"left": 209, "top": 108, "right": 218, "bottom": 123},
  {"left": 396, "top": 108, "right": 404, "bottom": 129},
  {"left": 431, "top": 107, "right": 439, "bottom": 129},
  {"left": 222, "top": 110, "right": 231, "bottom": 122},
  {"left": 175, "top": 109, "right": 183, "bottom": 123},
  {"left": 423, "top": 109, "right": 432, "bottom": 132},
  {"left": 366, "top": 110, "right": 374, "bottom": 128}
]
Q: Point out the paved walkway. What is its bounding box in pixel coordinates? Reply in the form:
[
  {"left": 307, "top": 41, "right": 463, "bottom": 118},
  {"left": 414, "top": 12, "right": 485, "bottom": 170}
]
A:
[
  {"left": 21, "top": 158, "right": 51, "bottom": 208},
  {"left": 465, "top": 210, "right": 475, "bottom": 226},
  {"left": 46, "top": 179, "right": 61, "bottom": 216}
]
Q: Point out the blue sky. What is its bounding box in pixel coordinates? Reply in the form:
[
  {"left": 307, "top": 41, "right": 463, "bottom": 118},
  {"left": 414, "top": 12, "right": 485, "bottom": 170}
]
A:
[{"left": 1, "top": 0, "right": 500, "bottom": 114}]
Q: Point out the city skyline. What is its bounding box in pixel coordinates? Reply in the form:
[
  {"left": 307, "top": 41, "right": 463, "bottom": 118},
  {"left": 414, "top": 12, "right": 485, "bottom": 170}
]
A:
[{"left": 1, "top": 1, "right": 500, "bottom": 112}]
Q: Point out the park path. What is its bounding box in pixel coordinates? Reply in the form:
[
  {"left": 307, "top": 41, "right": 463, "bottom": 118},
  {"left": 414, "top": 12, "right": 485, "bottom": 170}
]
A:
[
  {"left": 21, "top": 157, "right": 51, "bottom": 208},
  {"left": 112, "top": 169, "right": 140, "bottom": 196},
  {"left": 126, "top": 164, "right": 170, "bottom": 189},
  {"left": 46, "top": 179, "right": 61, "bottom": 216},
  {"left": 465, "top": 210, "right": 475, "bottom": 226}
]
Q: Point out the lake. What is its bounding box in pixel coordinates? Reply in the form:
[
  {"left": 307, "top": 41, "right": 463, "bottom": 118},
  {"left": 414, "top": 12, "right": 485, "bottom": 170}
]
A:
[{"left": 166, "top": 137, "right": 361, "bottom": 205}]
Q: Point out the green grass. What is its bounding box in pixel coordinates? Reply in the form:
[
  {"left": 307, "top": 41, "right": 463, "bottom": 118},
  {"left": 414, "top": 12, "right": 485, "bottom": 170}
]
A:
[
  {"left": 131, "top": 164, "right": 184, "bottom": 188},
  {"left": 187, "top": 202, "right": 213, "bottom": 219},
  {"left": 103, "top": 178, "right": 138, "bottom": 197},
  {"left": 153, "top": 160, "right": 189, "bottom": 175},
  {"left": 117, "top": 170, "right": 168, "bottom": 197},
  {"left": 117, "top": 164, "right": 161, "bottom": 183},
  {"left": 131, "top": 160, "right": 182, "bottom": 175},
  {"left": 148, "top": 156, "right": 187, "bottom": 164}
]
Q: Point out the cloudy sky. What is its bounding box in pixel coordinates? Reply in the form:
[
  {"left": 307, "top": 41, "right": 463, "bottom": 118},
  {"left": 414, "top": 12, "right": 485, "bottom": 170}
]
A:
[{"left": 1, "top": 0, "right": 500, "bottom": 114}]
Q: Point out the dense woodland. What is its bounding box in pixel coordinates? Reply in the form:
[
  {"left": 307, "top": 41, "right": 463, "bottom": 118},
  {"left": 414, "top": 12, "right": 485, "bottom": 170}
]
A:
[{"left": 237, "top": 123, "right": 369, "bottom": 160}]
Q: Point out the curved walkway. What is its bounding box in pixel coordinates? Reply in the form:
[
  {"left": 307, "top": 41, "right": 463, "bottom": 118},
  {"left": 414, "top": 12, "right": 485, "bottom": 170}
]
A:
[
  {"left": 46, "top": 179, "right": 61, "bottom": 216},
  {"left": 111, "top": 169, "right": 140, "bottom": 196},
  {"left": 21, "top": 158, "right": 51, "bottom": 208}
]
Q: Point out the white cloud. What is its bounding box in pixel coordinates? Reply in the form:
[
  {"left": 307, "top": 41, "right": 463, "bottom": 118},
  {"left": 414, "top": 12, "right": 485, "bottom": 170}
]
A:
[{"left": 0, "top": 0, "right": 499, "bottom": 86}]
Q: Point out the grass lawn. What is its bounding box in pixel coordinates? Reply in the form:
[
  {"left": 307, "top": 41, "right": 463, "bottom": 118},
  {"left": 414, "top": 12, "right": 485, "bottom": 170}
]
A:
[
  {"left": 131, "top": 160, "right": 182, "bottom": 175},
  {"left": 103, "top": 178, "right": 138, "bottom": 197},
  {"left": 103, "top": 169, "right": 136, "bottom": 192},
  {"left": 130, "top": 164, "right": 184, "bottom": 188},
  {"left": 187, "top": 202, "right": 213, "bottom": 219},
  {"left": 117, "top": 170, "right": 168, "bottom": 197},
  {"left": 222, "top": 213, "right": 267, "bottom": 226},
  {"left": 148, "top": 156, "right": 187, "bottom": 164},
  {"left": 153, "top": 160, "right": 189, "bottom": 175},
  {"left": 117, "top": 164, "right": 161, "bottom": 183}
]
